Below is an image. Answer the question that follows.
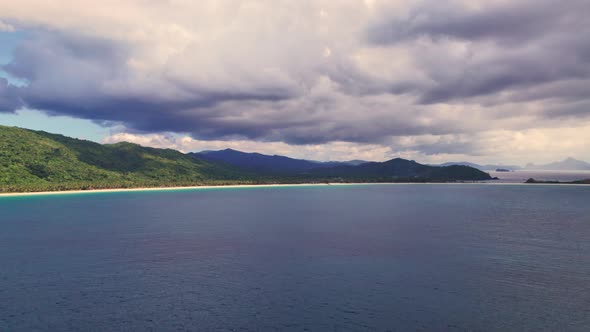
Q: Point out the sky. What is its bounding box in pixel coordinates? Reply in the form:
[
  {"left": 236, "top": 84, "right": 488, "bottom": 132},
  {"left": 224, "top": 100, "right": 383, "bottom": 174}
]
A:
[{"left": 0, "top": 0, "right": 589, "bottom": 164}]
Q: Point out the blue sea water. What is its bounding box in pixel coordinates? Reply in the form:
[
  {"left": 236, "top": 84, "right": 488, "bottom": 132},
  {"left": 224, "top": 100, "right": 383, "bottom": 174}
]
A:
[{"left": 1, "top": 184, "right": 589, "bottom": 331}]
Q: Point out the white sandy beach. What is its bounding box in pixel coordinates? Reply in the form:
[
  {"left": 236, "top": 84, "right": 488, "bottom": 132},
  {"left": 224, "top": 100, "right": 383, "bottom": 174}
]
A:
[
  {"left": 0, "top": 183, "right": 383, "bottom": 197},
  {"left": 1, "top": 181, "right": 588, "bottom": 197}
]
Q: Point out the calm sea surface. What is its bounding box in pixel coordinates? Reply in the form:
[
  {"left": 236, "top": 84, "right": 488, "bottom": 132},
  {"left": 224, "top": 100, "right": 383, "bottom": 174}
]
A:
[{"left": 1, "top": 184, "right": 589, "bottom": 331}]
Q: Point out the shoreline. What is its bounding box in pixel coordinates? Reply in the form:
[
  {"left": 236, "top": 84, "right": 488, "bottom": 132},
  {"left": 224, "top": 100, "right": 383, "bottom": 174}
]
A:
[
  {"left": 1, "top": 181, "right": 589, "bottom": 197},
  {"left": 0, "top": 183, "right": 377, "bottom": 197}
]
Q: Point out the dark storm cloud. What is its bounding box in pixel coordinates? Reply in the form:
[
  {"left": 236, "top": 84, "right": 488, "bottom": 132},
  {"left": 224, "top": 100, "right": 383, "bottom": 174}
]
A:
[
  {"left": 367, "top": 0, "right": 590, "bottom": 106},
  {"left": 367, "top": 0, "right": 587, "bottom": 45},
  {"left": 418, "top": 55, "right": 590, "bottom": 104}
]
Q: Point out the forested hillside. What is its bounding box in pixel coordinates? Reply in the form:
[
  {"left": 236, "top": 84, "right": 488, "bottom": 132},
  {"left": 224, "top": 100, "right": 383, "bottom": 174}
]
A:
[{"left": 0, "top": 126, "right": 255, "bottom": 192}]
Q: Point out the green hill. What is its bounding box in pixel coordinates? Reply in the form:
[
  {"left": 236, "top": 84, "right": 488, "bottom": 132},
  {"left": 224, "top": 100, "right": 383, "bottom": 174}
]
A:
[{"left": 0, "top": 125, "right": 255, "bottom": 192}]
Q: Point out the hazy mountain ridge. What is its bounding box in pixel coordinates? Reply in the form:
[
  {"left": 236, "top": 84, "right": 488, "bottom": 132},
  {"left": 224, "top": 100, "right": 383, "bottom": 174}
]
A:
[
  {"left": 191, "top": 149, "right": 366, "bottom": 174},
  {"left": 524, "top": 157, "right": 590, "bottom": 170},
  {"left": 192, "top": 149, "right": 491, "bottom": 181},
  {"left": 433, "top": 162, "right": 522, "bottom": 171},
  {"left": 433, "top": 158, "right": 590, "bottom": 171}
]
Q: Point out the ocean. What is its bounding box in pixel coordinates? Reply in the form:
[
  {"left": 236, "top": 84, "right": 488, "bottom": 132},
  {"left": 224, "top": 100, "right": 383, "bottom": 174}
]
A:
[{"left": 1, "top": 184, "right": 589, "bottom": 331}]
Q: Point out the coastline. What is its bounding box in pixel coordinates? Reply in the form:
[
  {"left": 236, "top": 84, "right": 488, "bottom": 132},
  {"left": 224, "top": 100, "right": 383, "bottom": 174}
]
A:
[
  {"left": 1, "top": 181, "right": 589, "bottom": 198},
  {"left": 0, "top": 183, "right": 376, "bottom": 197}
]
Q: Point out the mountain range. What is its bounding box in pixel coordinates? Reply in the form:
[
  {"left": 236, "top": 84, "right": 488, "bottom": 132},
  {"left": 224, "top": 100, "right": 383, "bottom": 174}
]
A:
[
  {"left": 524, "top": 157, "right": 590, "bottom": 170},
  {"left": 191, "top": 149, "right": 365, "bottom": 174},
  {"left": 0, "top": 125, "right": 492, "bottom": 192},
  {"left": 432, "top": 162, "right": 522, "bottom": 171},
  {"left": 191, "top": 149, "right": 492, "bottom": 181},
  {"left": 305, "top": 158, "right": 492, "bottom": 182},
  {"left": 193, "top": 149, "right": 492, "bottom": 181}
]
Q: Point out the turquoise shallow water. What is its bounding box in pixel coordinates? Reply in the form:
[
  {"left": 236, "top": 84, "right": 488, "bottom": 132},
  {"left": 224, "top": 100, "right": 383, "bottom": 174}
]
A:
[{"left": 1, "top": 184, "right": 589, "bottom": 331}]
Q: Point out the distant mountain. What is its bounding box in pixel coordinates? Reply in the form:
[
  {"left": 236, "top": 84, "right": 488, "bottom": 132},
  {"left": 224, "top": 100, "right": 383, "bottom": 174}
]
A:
[
  {"left": 190, "top": 149, "right": 366, "bottom": 174},
  {"left": 434, "top": 161, "right": 521, "bottom": 171},
  {"left": 525, "top": 157, "right": 590, "bottom": 170},
  {"left": 193, "top": 150, "right": 492, "bottom": 181},
  {"left": 309, "top": 158, "right": 492, "bottom": 181},
  {"left": 435, "top": 161, "right": 483, "bottom": 169},
  {"left": 346, "top": 160, "right": 368, "bottom": 166}
]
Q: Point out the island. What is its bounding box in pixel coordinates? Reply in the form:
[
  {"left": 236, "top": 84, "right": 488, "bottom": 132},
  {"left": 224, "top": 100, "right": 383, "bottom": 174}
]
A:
[
  {"left": 525, "top": 178, "right": 590, "bottom": 184},
  {"left": 0, "top": 125, "right": 493, "bottom": 193}
]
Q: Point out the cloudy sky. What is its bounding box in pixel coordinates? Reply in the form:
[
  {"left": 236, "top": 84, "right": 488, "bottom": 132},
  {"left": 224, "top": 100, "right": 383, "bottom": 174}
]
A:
[{"left": 0, "top": 0, "right": 589, "bottom": 164}]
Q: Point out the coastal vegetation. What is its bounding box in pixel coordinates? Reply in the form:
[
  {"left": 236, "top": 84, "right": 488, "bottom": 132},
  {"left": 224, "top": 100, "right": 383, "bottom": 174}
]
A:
[{"left": 1, "top": 125, "right": 493, "bottom": 193}]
